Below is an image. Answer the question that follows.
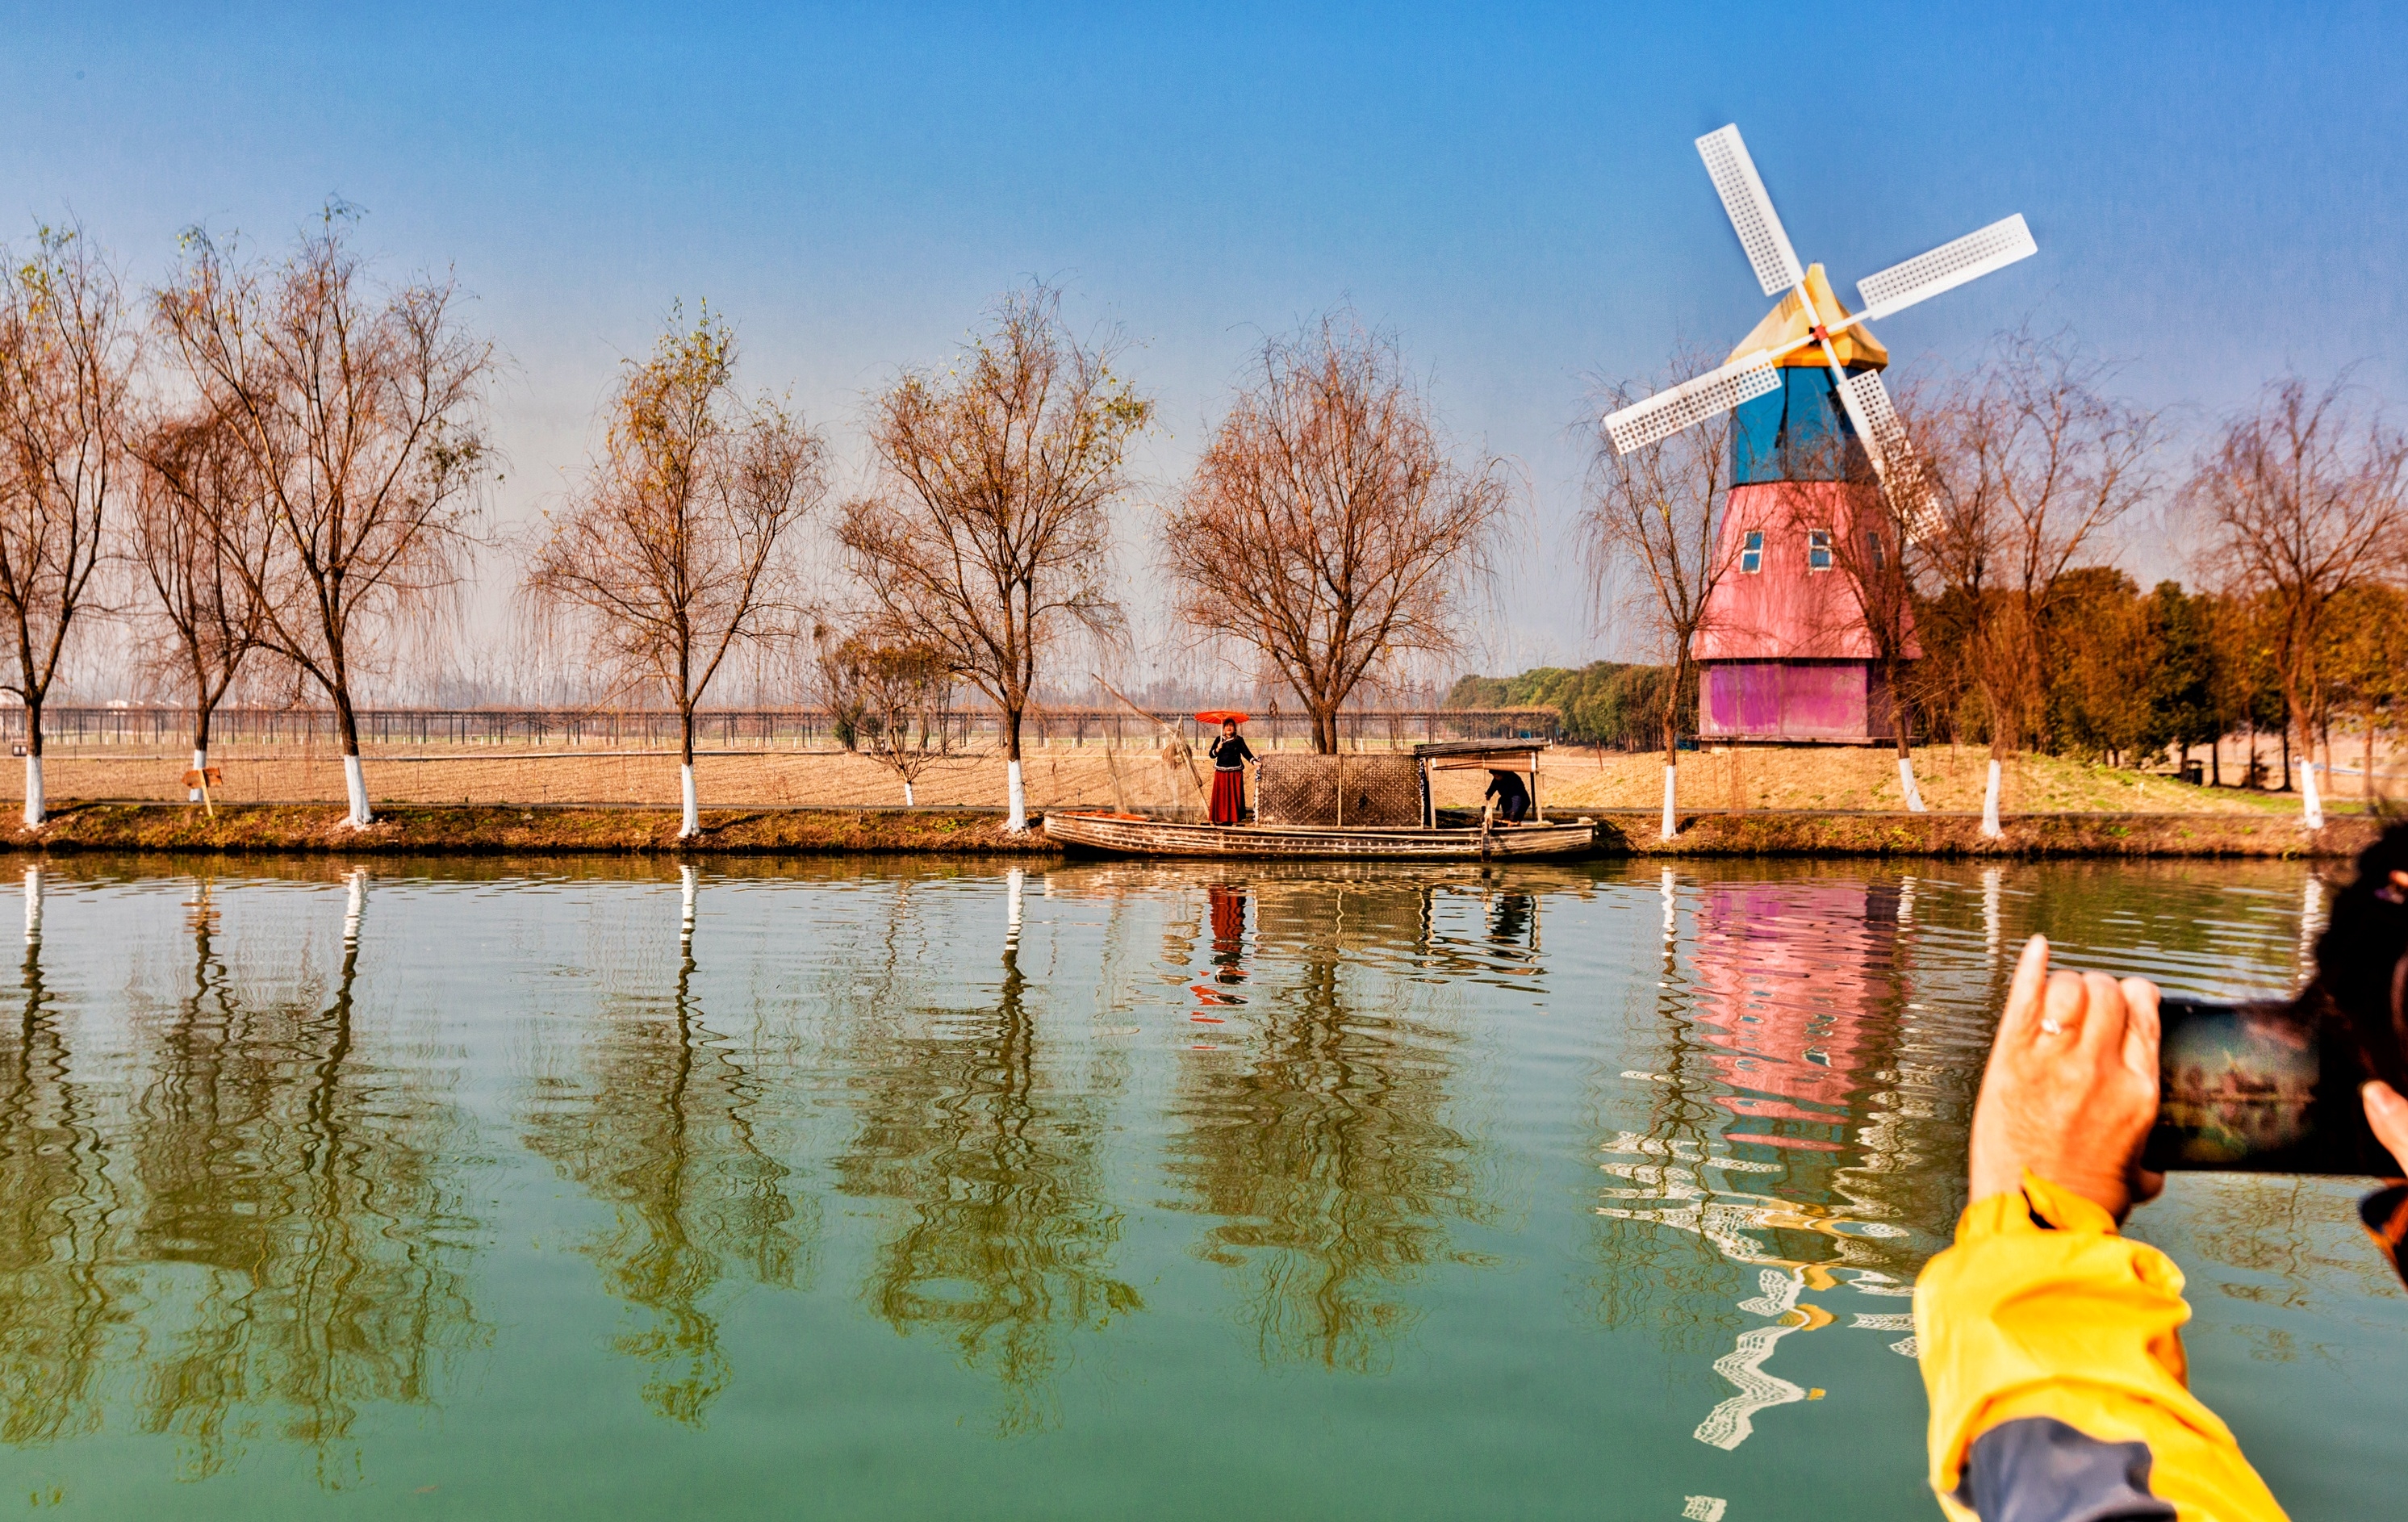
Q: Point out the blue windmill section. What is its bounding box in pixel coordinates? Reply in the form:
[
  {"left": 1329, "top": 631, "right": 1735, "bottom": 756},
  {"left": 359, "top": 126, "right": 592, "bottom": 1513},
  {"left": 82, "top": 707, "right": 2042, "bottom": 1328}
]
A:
[{"left": 1732, "top": 366, "right": 1876, "bottom": 484}]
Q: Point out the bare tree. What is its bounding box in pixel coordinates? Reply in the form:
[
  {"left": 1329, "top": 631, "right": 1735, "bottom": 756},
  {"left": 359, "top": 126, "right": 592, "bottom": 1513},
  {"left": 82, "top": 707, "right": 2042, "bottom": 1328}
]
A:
[
  {"left": 1772, "top": 423, "right": 1929, "bottom": 809},
  {"left": 130, "top": 404, "right": 275, "bottom": 799},
  {"left": 524, "top": 306, "right": 827, "bottom": 836},
  {"left": 1915, "top": 334, "right": 2158, "bottom": 835},
  {"left": 1160, "top": 316, "right": 1509, "bottom": 755},
  {"left": 154, "top": 209, "right": 495, "bottom": 827},
  {"left": 1583, "top": 356, "right": 1739, "bottom": 839},
  {"left": 813, "top": 621, "right": 959, "bottom": 806},
  {"left": 2186, "top": 376, "right": 2408, "bottom": 827},
  {"left": 839, "top": 285, "right": 1151, "bottom": 830},
  {"left": 0, "top": 228, "right": 138, "bottom": 826}
]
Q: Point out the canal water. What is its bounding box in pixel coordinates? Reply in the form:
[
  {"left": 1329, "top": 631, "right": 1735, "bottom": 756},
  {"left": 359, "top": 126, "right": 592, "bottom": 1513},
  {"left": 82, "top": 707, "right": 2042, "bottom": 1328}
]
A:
[{"left": 0, "top": 856, "right": 2398, "bottom": 1520}]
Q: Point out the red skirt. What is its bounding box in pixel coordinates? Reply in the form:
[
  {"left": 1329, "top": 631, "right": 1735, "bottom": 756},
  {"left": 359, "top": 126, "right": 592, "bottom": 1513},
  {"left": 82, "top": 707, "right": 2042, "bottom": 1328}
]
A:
[{"left": 1209, "top": 767, "right": 1246, "bottom": 824}]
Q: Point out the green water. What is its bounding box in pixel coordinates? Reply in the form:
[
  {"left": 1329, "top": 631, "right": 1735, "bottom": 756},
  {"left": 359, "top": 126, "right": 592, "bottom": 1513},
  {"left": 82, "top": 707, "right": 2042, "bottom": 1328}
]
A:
[{"left": 0, "top": 855, "right": 2398, "bottom": 1520}]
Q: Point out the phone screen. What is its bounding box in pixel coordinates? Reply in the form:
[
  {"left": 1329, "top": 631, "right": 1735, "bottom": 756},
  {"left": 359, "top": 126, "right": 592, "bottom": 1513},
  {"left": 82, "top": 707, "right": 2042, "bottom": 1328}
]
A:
[{"left": 2143, "top": 997, "right": 2384, "bottom": 1174}]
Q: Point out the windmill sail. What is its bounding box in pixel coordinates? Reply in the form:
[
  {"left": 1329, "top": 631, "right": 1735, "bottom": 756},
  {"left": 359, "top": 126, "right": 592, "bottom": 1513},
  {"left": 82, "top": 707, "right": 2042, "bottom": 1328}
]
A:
[
  {"left": 1603, "top": 356, "right": 1783, "bottom": 456},
  {"left": 1837, "top": 370, "right": 1942, "bottom": 540},
  {"left": 1696, "top": 126, "right": 1804, "bottom": 298},
  {"left": 1855, "top": 215, "right": 2036, "bottom": 322}
]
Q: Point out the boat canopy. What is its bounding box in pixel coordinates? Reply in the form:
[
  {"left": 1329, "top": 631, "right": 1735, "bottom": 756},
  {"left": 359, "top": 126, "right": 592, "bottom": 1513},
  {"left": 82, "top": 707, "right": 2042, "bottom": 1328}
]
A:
[{"left": 1411, "top": 739, "right": 1548, "bottom": 771}]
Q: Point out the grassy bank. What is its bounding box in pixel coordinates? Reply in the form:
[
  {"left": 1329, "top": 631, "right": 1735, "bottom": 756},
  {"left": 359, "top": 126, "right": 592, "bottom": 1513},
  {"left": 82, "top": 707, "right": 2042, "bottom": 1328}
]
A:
[
  {"left": 0, "top": 801, "right": 2382, "bottom": 859},
  {"left": 2, "top": 803, "right": 1061, "bottom": 856},
  {"left": 1595, "top": 809, "right": 2385, "bottom": 858}
]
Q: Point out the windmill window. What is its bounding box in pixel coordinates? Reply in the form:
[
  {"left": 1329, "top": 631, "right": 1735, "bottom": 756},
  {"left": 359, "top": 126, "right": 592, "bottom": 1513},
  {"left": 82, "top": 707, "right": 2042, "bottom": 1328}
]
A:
[
  {"left": 1808, "top": 529, "right": 1833, "bottom": 571},
  {"left": 1863, "top": 530, "right": 1885, "bottom": 568},
  {"left": 1740, "top": 531, "right": 1764, "bottom": 574}
]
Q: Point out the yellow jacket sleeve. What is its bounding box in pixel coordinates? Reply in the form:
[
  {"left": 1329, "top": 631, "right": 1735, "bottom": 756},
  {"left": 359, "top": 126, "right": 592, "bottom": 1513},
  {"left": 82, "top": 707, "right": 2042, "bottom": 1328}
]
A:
[{"left": 1913, "top": 1170, "right": 2286, "bottom": 1522}]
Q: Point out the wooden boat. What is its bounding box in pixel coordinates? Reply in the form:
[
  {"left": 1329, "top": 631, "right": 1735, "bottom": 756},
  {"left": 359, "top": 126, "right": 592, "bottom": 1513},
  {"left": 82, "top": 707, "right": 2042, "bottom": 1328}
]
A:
[{"left": 1042, "top": 811, "right": 1598, "bottom": 859}]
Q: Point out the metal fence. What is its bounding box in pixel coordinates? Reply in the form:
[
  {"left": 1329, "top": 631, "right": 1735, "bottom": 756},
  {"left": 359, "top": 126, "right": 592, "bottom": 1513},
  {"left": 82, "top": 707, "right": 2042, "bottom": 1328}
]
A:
[{"left": 9, "top": 705, "right": 1564, "bottom": 752}]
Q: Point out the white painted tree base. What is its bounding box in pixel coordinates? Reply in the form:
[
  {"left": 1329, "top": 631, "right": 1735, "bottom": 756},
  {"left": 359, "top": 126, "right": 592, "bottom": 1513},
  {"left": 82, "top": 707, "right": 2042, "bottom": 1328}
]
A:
[
  {"left": 343, "top": 755, "right": 373, "bottom": 828},
  {"left": 2301, "top": 760, "right": 2325, "bottom": 830},
  {"left": 1006, "top": 760, "right": 1028, "bottom": 833},
  {"left": 1660, "top": 764, "right": 1678, "bottom": 840},
  {"left": 190, "top": 746, "right": 207, "bottom": 803},
  {"left": 1897, "top": 755, "right": 1927, "bottom": 813},
  {"left": 1979, "top": 759, "right": 2004, "bottom": 839},
  {"left": 679, "top": 763, "right": 700, "bottom": 837},
  {"left": 21, "top": 755, "right": 41, "bottom": 828}
]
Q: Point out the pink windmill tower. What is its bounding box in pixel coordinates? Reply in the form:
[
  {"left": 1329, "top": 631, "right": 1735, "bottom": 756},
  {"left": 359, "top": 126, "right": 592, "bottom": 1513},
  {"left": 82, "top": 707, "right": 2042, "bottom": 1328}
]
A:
[{"left": 1604, "top": 125, "right": 2035, "bottom": 833}]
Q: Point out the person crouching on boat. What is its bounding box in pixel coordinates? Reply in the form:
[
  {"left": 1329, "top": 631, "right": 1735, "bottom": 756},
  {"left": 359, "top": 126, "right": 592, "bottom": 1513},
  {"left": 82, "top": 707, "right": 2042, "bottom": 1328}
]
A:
[
  {"left": 1485, "top": 768, "right": 1530, "bottom": 824},
  {"left": 1207, "top": 719, "right": 1254, "bottom": 825}
]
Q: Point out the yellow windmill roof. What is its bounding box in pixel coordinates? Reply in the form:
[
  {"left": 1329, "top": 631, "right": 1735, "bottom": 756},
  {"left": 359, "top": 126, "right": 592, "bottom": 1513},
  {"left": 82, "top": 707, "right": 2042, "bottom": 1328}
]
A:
[{"left": 1725, "top": 263, "right": 1888, "bottom": 370}]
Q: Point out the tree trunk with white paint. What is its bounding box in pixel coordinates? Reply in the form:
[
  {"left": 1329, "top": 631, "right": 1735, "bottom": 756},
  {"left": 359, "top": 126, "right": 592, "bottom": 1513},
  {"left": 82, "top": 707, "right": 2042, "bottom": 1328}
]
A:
[
  {"left": 1897, "top": 755, "right": 1927, "bottom": 813},
  {"left": 20, "top": 696, "right": 41, "bottom": 828},
  {"left": 677, "top": 702, "right": 701, "bottom": 838},
  {"left": 1660, "top": 764, "right": 1678, "bottom": 841},
  {"left": 2301, "top": 758, "right": 2324, "bottom": 830},
  {"left": 1980, "top": 759, "right": 2005, "bottom": 839},
  {"left": 342, "top": 755, "right": 370, "bottom": 829},
  {"left": 1003, "top": 707, "right": 1030, "bottom": 832}
]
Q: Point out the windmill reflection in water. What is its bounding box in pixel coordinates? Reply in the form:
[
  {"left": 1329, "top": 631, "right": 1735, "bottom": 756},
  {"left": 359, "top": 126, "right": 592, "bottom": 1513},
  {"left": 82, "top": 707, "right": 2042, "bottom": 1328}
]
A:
[{"left": 1598, "top": 876, "right": 1947, "bottom": 1456}]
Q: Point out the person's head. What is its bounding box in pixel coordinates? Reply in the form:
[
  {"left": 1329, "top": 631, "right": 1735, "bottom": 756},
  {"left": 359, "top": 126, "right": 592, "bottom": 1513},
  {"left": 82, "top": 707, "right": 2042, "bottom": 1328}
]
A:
[
  {"left": 2314, "top": 822, "right": 2408, "bottom": 1091},
  {"left": 1222, "top": 718, "right": 1237, "bottom": 738}
]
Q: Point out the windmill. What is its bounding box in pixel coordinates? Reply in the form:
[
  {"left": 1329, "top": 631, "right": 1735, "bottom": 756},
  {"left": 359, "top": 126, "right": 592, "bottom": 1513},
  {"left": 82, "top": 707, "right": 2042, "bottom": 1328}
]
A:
[
  {"left": 1604, "top": 123, "right": 2036, "bottom": 533},
  {"left": 1606, "top": 124, "right": 2037, "bottom": 840}
]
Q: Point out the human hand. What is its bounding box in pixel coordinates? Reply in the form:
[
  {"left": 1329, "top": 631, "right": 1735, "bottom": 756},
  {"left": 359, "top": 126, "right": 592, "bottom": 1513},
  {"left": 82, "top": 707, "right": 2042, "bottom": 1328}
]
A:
[
  {"left": 1967, "top": 935, "right": 2165, "bottom": 1223},
  {"left": 2364, "top": 1081, "right": 2408, "bottom": 1176}
]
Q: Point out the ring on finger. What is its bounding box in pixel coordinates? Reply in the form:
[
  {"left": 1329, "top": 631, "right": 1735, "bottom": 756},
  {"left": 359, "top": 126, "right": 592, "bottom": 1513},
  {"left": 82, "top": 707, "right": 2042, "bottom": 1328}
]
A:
[{"left": 2040, "top": 1017, "right": 2065, "bottom": 1035}]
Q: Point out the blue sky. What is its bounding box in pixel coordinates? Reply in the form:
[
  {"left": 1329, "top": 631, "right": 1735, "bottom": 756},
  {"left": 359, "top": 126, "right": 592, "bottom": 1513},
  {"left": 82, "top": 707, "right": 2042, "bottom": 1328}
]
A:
[{"left": 5, "top": 3, "right": 2402, "bottom": 679}]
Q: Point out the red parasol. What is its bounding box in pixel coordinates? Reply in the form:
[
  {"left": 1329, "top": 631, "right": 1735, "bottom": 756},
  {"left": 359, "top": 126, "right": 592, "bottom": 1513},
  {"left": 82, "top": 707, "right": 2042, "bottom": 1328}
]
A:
[{"left": 1194, "top": 709, "right": 1249, "bottom": 725}]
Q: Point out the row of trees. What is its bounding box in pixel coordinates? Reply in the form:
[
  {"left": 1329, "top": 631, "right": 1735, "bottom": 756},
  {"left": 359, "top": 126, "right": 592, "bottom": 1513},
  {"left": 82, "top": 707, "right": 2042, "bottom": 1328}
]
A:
[
  {"left": 0, "top": 215, "right": 1510, "bottom": 834},
  {"left": 0, "top": 211, "right": 495, "bottom": 830},
  {"left": 22, "top": 210, "right": 2388, "bottom": 838},
  {"left": 1587, "top": 332, "right": 2408, "bottom": 832}
]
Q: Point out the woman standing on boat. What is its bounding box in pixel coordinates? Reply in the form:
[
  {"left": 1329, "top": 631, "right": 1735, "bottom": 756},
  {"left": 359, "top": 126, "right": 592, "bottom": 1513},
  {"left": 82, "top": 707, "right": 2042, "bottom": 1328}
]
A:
[{"left": 1206, "top": 718, "right": 1254, "bottom": 825}]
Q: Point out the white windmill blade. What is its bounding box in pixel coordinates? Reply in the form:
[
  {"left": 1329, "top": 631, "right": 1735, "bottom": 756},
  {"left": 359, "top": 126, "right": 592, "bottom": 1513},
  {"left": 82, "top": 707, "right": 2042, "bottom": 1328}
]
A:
[
  {"left": 1837, "top": 370, "right": 1943, "bottom": 540},
  {"left": 1603, "top": 354, "right": 1783, "bottom": 456},
  {"left": 1696, "top": 125, "right": 1804, "bottom": 298},
  {"left": 1854, "top": 214, "right": 2036, "bottom": 323}
]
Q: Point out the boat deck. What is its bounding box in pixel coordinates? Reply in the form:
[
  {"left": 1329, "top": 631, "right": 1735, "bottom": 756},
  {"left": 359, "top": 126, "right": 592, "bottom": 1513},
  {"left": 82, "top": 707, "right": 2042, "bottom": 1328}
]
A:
[{"left": 1041, "top": 811, "right": 1598, "bottom": 859}]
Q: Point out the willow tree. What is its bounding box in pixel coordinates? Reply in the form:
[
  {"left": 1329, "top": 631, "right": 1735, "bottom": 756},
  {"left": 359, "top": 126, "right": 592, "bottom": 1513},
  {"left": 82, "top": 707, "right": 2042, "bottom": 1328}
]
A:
[
  {"left": 523, "top": 307, "right": 826, "bottom": 837},
  {"left": 839, "top": 286, "right": 1150, "bottom": 831},
  {"left": 155, "top": 210, "right": 495, "bottom": 828},
  {"left": 1160, "top": 316, "right": 1508, "bottom": 755},
  {"left": 131, "top": 405, "right": 276, "bottom": 799},
  {"left": 0, "top": 228, "right": 136, "bottom": 827}
]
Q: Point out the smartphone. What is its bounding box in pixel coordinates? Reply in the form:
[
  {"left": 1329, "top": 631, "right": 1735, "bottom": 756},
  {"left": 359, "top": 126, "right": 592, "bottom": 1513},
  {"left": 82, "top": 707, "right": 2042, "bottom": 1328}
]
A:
[{"left": 2143, "top": 997, "right": 2387, "bottom": 1174}]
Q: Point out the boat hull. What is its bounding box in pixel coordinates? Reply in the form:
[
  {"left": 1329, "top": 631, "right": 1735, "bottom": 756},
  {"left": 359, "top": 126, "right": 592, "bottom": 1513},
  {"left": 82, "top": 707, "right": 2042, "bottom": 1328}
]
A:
[{"left": 1042, "top": 811, "right": 1598, "bottom": 859}]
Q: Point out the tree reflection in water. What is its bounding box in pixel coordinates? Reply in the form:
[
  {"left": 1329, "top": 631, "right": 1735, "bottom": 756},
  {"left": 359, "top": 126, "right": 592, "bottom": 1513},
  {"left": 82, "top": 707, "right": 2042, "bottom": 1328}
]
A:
[
  {"left": 0, "top": 868, "right": 122, "bottom": 1449},
  {"left": 0, "top": 871, "right": 491, "bottom": 1485},
  {"left": 523, "top": 866, "right": 805, "bottom": 1426},
  {"left": 1168, "top": 878, "right": 1493, "bottom": 1374},
  {"left": 832, "top": 868, "right": 1140, "bottom": 1435}
]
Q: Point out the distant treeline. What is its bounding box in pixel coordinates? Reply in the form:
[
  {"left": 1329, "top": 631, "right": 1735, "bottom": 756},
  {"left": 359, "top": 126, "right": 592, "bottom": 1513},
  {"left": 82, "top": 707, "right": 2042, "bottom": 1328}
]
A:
[
  {"left": 1452, "top": 573, "right": 2406, "bottom": 784},
  {"left": 1443, "top": 663, "right": 1688, "bottom": 752}
]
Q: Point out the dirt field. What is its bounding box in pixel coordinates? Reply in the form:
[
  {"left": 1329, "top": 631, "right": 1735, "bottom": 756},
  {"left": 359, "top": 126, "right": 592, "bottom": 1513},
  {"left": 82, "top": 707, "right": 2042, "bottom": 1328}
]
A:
[{"left": 5, "top": 741, "right": 2337, "bottom": 817}]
